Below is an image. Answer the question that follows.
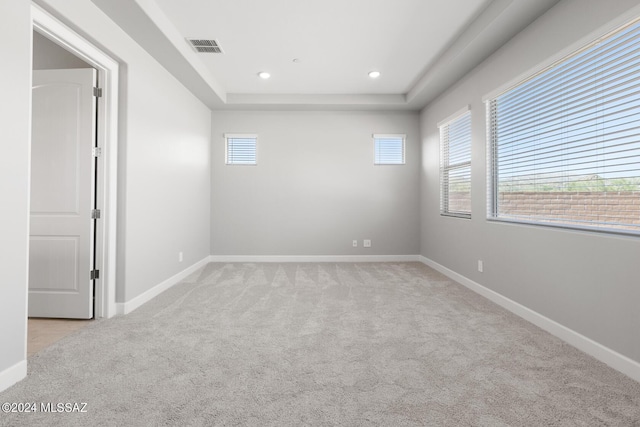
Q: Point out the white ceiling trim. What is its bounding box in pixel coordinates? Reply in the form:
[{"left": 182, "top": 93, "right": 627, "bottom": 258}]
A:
[
  {"left": 91, "top": 0, "right": 226, "bottom": 108},
  {"left": 91, "top": 0, "right": 561, "bottom": 111},
  {"left": 136, "top": 0, "right": 227, "bottom": 100},
  {"left": 406, "top": 0, "right": 560, "bottom": 108},
  {"left": 225, "top": 93, "right": 410, "bottom": 111}
]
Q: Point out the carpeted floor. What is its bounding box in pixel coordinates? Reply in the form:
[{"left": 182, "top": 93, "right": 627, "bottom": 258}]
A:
[{"left": 1, "top": 262, "right": 639, "bottom": 426}]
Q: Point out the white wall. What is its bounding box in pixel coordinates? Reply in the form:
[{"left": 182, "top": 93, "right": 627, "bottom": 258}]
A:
[
  {"left": 0, "top": 0, "right": 210, "bottom": 392},
  {"left": 0, "top": 1, "right": 31, "bottom": 390},
  {"left": 34, "top": 0, "right": 212, "bottom": 302},
  {"left": 33, "top": 31, "right": 92, "bottom": 70},
  {"left": 211, "top": 111, "right": 420, "bottom": 257},
  {"left": 421, "top": 0, "right": 640, "bottom": 364},
  {"left": 121, "top": 53, "right": 211, "bottom": 301}
]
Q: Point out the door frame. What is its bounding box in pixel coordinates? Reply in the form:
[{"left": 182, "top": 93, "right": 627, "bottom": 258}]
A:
[{"left": 32, "top": 4, "right": 118, "bottom": 318}]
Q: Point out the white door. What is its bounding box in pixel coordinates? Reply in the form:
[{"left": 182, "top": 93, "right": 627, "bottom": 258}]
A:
[{"left": 29, "top": 68, "right": 97, "bottom": 319}]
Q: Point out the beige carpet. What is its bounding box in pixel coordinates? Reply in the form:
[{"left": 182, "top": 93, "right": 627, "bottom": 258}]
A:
[{"left": 1, "top": 262, "right": 639, "bottom": 426}]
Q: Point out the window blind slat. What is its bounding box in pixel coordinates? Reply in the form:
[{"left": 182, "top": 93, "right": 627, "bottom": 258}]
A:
[
  {"left": 497, "top": 42, "right": 640, "bottom": 115},
  {"left": 440, "top": 111, "right": 471, "bottom": 217},
  {"left": 497, "top": 28, "right": 640, "bottom": 106},
  {"left": 374, "top": 135, "right": 405, "bottom": 165},
  {"left": 488, "top": 18, "right": 640, "bottom": 234},
  {"left": 226, "top": 136, "right": 257, "bottom": 165},
  {"left": 499, "top": 74, "right": 640, "bottom": 137},
  {"left": 498, "top": 127, "right": 640, "bottom": 167}
]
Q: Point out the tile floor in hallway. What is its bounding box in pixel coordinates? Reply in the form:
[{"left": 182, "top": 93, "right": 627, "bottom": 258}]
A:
[{"left": 27, "top": 318, "right": 93, "bottom": 357}]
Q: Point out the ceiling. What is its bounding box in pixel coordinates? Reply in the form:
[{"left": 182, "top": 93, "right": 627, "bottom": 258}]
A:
[{"left": 91, "top": 0, "right": 561, "bottom": 111}]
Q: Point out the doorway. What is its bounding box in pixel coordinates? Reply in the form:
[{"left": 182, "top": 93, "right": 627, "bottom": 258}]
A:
[
  {"left": 31, "top": 4, "right": 118, "bottom": 321},
  {"left": 30, "top": 32, "right": 97, "bottom": 319}
]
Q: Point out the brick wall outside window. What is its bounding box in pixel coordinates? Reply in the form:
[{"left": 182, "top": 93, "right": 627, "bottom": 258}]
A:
[{"left": 448, "top": 192, "right": 640, "bottom": 231}]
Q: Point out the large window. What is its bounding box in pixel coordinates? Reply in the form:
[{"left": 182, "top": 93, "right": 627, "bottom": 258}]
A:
[
  {"left": 439, "top": 108, "right": 471, "bottom": 218},
  {"left": 487, "top": 18, "right": 640, "bottom": 235},
  {"left": 225, "top": 134, "right": 257, "bottom": 165},
  {"left": 373, "top": 134, "right": 405, "bottom": 165}
]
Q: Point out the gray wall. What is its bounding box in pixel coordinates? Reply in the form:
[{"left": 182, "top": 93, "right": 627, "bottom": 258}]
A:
[
  {"left": 34, "top": 0, "right": 212, "bottom": 302},
  {"left": 33, "top": 31, "right": 92, "bottom": 70},
  {"left": 211, "top": 111, "right": 420, "bottom": 256},
  {"left": 1, "top": 0, "right": 211, "bottom": 390},
  {"left": 420, "top": 0, "right": 640, "bottom": 363},
  {"left": 0, "top": 1, "right": 31, "bottom": 387}
]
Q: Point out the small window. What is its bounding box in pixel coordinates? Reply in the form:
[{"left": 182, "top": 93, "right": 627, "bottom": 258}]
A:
[
  {"left": 439, "top": 108, "right": 471, "bottom": 218},
  {"left": 373, "top": 134, "right": 405, "bottom": 165},
  {"left": 225, "top": 134, "right": 257, "bottom": 165},
  {"left": 486, "top": 17, "right": 640, "bottom": 235}
]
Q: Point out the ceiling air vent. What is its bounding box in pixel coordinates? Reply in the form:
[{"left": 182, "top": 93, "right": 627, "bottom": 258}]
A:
[{"left": 187, "top": 39, "right": 223, "bottom": 54}]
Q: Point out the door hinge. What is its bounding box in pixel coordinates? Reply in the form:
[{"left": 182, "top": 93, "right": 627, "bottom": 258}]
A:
[
  {"left": 90, "top": 269, "right": 100, "bottom": 280},
  {"left": 91, "top": 209, "right": 101, "bottom": 219},
  {"left": 92, "top": 147, "right": 102, "bottom": 157},
  {"left": 93, "top": 87, "right": 102, "bottom": 97}
]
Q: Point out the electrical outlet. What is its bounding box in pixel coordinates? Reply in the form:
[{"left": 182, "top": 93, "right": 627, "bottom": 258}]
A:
[
  {"left": 478, "top": 260, "right": 483, "bottom": 273},
  {"left": 352, "top": 240, "right": 358, "bottom": 247},
  {"left": 179, "top": 252, "right": 184, "bottom": 262},
  {"left": 363, "top": 239, "right": 371, "bottom": 248}
]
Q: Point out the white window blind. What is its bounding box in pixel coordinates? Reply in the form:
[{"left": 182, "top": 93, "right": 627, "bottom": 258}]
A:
[
  {"left": 439, "top": 109, "right": 471, "bottom": 218},
  {"left": 225, "top": 134, "right": 257, "bottom": 165},
  {"left": 374, "top": 134, "right": 405, "bottom": 165},
  {"left": 487, "top": 17, "right": 640, "bottom": 235}
]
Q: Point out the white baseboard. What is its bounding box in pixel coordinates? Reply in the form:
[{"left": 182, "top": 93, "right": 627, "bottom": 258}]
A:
[
  {"left": 419, "top": 256, "right": 640, "bottom": 383},
  {"left": 208, "top": 255, "right": 421, "bottom": 263},
  {"left": 116, "top": 256, "right": 211, "bottom": 315},
  {"left": 0, "top": 360, "right": 27, "bottom": 393}
]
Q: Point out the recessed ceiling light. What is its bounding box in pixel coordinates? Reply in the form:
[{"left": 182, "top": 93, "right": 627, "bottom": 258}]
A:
[
  {"left": 293, "top": 58, "right": 300, "bottom": 63},
  {"left": 258, "top": 71, "right": 271, "bottom": 79},
  {"left": 368, "top": 71, "right": 381, "bottom": 79}
]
